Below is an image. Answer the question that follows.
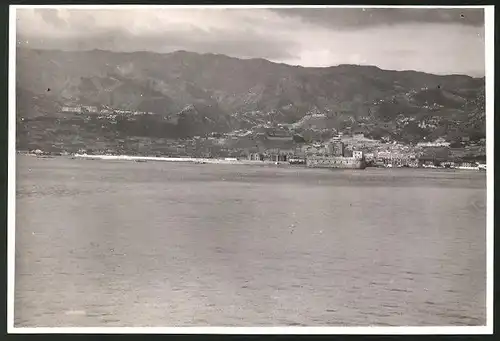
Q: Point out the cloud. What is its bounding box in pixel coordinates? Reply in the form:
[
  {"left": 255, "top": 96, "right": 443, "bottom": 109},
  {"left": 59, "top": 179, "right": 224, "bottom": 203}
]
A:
[
  {"left": 281, "top": 22, "right": 484, "bottom": 76},
  {"left": 271, "top": 8, "right": 484, "bottom": 29},
  {"left": 17, "top": 8, "right": 298, "bottom": 60},
  {"left": 15, "top": 7, "right": 485, "bottom": 76},
  {"left": 33, "top": 8, "right": 68, "bottom": 28}
]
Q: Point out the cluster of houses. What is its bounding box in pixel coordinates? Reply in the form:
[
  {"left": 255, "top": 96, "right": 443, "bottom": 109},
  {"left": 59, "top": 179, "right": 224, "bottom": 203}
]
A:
[
  {"left": 61, "top": 105, "right": 99, "bottom": 113},
  {"left": 243, "top": 134, "right": 485, "bottom": 170},
  {"left": 247, "top": 152, "right": 291, "bottom": 162},
  {"left": 60, "top": 105, "right": 155, "bottom": 117},
  {"left": 365, "top": 151, "right": 484, "bottom": 169}
]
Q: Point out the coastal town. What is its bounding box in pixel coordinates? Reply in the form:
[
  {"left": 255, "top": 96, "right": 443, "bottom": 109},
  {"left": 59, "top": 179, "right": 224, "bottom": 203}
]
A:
[
  {"left": 22, "top": 127, "right": 487, "bottom": 171},
  {"left": 17, "top": 87, "right": 486, "bottom": 171},
  {"left": 14, "top": 6, "right": 490, "bottom": 330}
]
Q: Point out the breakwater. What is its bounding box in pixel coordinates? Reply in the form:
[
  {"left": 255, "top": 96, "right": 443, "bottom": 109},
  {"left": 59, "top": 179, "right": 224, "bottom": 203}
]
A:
[{"left": 71, "top": 154, "right": 288, "bottom": 166}]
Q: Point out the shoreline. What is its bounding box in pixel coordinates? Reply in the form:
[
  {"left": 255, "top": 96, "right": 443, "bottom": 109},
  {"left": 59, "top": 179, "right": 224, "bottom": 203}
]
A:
[
  {"left": 18, "top": 153, "right": 486, "bottom": 172},
  {"left": 70, "top": 154, "right": 289, "bottom": 166}
]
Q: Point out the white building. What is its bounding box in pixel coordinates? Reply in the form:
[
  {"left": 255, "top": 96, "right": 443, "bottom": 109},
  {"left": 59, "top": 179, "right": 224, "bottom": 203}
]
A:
[
  {"left": 61, "top": 106, "right": 82, "bottom": 113},
  {"left": 82, "top": 106, "right": 98, "bottom": 113},
  {"left": 353, "top": 151, "right": 364, "bottom": 159}
]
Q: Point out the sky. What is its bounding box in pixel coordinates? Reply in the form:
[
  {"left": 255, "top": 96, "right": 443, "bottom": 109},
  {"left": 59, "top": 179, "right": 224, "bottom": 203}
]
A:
[{"left": 15, "top": 7, "right": 486, "bottom": 77}]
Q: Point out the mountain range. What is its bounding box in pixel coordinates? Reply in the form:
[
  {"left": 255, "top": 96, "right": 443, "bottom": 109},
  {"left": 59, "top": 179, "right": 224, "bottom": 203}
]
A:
[{"left": 16, "top": 47, "right": 485, "bottom": 150}]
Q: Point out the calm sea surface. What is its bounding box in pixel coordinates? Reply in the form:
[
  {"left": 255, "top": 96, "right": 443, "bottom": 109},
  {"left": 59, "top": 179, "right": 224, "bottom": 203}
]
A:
[{"left": 14, "top": 155, "right": 487, "bottom": 327}]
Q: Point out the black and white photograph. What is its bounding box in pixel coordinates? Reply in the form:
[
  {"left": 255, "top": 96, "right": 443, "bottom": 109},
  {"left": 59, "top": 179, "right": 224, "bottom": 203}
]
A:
[{"left": 9, "top": 5, "right": 493, "bottom": 333}]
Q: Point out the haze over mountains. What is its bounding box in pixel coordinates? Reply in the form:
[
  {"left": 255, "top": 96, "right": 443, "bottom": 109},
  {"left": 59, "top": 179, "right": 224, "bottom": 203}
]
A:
[{"left": 16, "top": 47, "right": 485, "bottom": 150}]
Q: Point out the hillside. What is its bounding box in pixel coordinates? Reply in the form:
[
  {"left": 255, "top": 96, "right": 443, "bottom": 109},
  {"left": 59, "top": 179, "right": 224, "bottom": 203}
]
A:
[{"left": 16, "top": 48, "right": 485, "bottom": 152}]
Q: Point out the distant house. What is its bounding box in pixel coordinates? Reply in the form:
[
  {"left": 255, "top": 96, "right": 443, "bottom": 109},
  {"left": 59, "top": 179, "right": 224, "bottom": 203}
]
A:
[
  {"left": 267, "top": 153, "right": 289, "bottom": 162},
  {"left": 364, "top": 153, "right": 375, "bottom": 161},
  {"left": 352, "top": 129, "right": 367, "bottom": 139},
  {"left": 266, "top": 132, "right": 293, "bottom": 141},
  {"left": 352, "top": 151, "right": 364, "bottom": 159},
  {"left": 82, "top": 106, "right": 98, "bottom": 113},
  {"left": 248, "top": 153, "right": 263, "bottom": 161},
  {"left": 417, "top": 137, "right": 450, "bottom": 148},
  {"left": 327, "top": 140, "right": 345, "bottom": 157},
  {"left": 376, "top": 151, "right": 392, "bottom": 160},
  {"left": 440, "top": 161, "right": 457, "bottom": 168},
  {"left": 61, "top": 106, "right": 82, "bottom": 113}
]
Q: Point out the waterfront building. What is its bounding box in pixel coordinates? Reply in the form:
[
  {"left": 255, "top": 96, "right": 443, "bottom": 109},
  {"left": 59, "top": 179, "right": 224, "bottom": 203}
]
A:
[
  {"left": 247, "top": 152, "right": 264, "bottom": 161},
  {"left": 82, "top": 106, "right": 98, "bottom": 113},
  {"left": 306, "top": 155, "right": 366, "bottom": 169},
  {"left": 352, "top": 151, "right": 364, "bottom": 160},
  {"left": 441, "top": 161, "right": 457, "bottom": 168},
  {"left": 327, "top": 140, "right": 345, "bottom": 157},
  {"left": 458, "top": 161, "right": 477, "bottom": 168},
  {"left": 289, "top": 158, "right": 306, "bottom": 164},
  {"left": 61, "top": 106, "right": 82, "bottom": 113},
  {"left": 306, "top": 141, "right": 365, "bottom": 169},
  {"left": 267, "top": 153, "right": 289, "bottom": 162}
]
